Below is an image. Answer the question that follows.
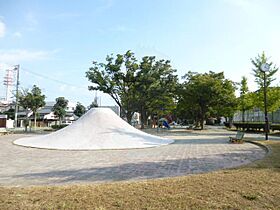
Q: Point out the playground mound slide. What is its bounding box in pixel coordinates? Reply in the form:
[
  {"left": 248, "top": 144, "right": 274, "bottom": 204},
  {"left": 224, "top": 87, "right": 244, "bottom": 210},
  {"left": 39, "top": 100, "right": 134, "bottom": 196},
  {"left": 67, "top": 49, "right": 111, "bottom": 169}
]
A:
[{"left": 14, "top": 108, "right": 174, "bottom": 150}]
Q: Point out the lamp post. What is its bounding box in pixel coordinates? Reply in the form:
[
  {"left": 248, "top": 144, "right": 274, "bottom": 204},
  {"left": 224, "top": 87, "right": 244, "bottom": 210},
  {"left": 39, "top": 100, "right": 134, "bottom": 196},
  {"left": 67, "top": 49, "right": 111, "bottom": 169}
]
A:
[{"left": 261, "top": 63, "right": 270, "bottom": 140}]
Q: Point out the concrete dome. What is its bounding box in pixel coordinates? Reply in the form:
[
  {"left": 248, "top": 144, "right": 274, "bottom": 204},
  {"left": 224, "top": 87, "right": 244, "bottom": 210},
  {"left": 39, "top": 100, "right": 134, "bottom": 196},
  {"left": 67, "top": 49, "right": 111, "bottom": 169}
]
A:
[{"left": 14, "top": 108, "right": 174, "bottom": 150}]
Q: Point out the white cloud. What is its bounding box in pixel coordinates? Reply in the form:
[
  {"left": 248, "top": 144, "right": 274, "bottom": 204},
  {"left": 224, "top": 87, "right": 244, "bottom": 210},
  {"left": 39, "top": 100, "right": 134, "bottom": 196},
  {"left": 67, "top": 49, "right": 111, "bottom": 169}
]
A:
[
  {"left": 59, "top": 84, "right": 67, "bottom": 92},
  {"left": 51, "top": 12, "right": 81, "bottom": 20},
  {"left": 110, "top": 25, "right": 134, "bottom": 32},
  {"left": 99, "top": 0, "right": 114, "bottom": 9},
  {"left": 26, "top": 13, "right": 38, "bottom": 26},
  {"left": 136, "top": 43, "right": 171, "bottom": 60},
  {"left": 97, "top": 25, "right": 134, "bottom": 34},
  {"left": 0, "top": 49, "right": 58, "bottom": 63},
  {"left": 0, "top": 20, "right": 6, "bottom": 38},
  {"left": 222, "top": 0, "right": 265, "bottom": 14},
  {"left": 25, "top": 12, "right": 38, "bottom": 31},
  {"left": 226, "top": 0, "right": 252, "bottom": 8},
  {"left": 0, "top": 63, "right": 13, "bottom": 71},
  {"left": 13, "top": 32, "right": 22, "bottom": 38},
  {"left": 94, "top": 0, "right": 115, "bottom": 14}
]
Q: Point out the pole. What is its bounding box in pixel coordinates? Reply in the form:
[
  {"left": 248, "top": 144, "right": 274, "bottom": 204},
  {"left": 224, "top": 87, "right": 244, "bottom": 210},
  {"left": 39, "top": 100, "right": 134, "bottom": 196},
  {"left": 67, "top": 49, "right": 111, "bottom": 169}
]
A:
[
  {"left": 14, "top": 65, "right": 20, "bottom": 128},
  {"left": 263, "top": 71, "right": 269, "bottom": 140}
]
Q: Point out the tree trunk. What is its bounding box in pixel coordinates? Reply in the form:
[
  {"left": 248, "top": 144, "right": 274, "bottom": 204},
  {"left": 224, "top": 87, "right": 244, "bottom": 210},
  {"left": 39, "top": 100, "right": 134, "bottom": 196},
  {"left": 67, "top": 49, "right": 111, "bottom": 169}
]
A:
[
  {"left": 119, "top": 106, "right": 126, "bottom": 119},
  {"left": 229, "top": 117, "right": 233, "bottom": 128},
  {"left": 25, "top": 109, "right": 28, "bottom": 132},
  {"left": 198, "top": 109, "right": 204, "bottom": 130},
  {"left": 34, "top": 111, "right": 37, "bottom": 130},
  {"left": 200, "top": 117, "right": 204, "bottom": 130},
  {"left": 140, "top": 106, "right": 145, "bottom": 129},
  {"left": 140, "top": 115, "right": 144, "bottom": 129},
  {"left": 126, "top": 111, "right": 134, "bottom": 125},
  {"left": 143, "top": 111, "right": 148, "bottom": 127}
]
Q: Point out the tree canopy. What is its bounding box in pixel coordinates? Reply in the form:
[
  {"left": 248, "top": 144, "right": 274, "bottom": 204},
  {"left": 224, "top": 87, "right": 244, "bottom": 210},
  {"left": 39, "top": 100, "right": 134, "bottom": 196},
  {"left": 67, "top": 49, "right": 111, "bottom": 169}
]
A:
[
  {"left": 52, "top": 97, "right": 68, "bottom": 123},
  {"left": 251, "top": 52, "right": 278, "bottom": 88},
  {"left": 86, "top": 51, "right": 177, "bottom": 125},
  {"left": 74, "top": 102, "right": 86, "bottom": 117},
  {"left": 1, "top": 108, "right": 15, "bottom": 120},
  {"left": 237, "top": 76, "right": 254, "bottom": 123},
  {"left": 251, "top": 52, "right": 280, "bottom": 112},
  {"left": 88, "top": 100, "right": 99, "bottom": 109},
  {"left": 134, "top": 56, "right": 178, "bottom": 128},
  {"left": 18, "top": 85, "right": 46, "bottom": 129},
  {"left": 86, "top": 50, "right": 138, "bottom": 122},
  {"left": 177, "top": 71, "right": 237, "bottom": 129}
]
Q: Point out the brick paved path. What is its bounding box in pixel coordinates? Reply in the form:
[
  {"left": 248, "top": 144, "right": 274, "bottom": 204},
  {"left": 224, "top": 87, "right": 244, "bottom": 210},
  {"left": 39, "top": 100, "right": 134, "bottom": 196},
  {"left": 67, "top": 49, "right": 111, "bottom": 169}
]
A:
[{"left": 0, "top": 129, "right": 266, "bottom": 186}]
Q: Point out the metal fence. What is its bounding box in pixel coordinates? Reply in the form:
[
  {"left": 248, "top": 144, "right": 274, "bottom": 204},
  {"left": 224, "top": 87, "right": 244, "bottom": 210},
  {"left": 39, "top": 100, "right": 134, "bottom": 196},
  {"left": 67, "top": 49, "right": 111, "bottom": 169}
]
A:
[{"left": 233, "top": 109, "right": 280, "bottom": 124}]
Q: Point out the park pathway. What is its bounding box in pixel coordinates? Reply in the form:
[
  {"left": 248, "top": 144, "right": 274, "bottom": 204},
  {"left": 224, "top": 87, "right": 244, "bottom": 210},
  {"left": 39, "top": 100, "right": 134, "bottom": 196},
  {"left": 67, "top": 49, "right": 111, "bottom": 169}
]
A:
[{"left": 0, "top": 129, "right": 267, "bottom": 186}]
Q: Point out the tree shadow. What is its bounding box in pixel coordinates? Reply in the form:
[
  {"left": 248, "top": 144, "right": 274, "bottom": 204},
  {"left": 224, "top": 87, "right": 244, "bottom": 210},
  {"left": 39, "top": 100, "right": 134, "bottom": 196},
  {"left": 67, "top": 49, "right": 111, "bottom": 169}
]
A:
[
  {"left": 11, "top": 149, "right": 265, "bottom": 186},
  {"left": 172, "top": 139, "right": 229, "bottom": 145}
]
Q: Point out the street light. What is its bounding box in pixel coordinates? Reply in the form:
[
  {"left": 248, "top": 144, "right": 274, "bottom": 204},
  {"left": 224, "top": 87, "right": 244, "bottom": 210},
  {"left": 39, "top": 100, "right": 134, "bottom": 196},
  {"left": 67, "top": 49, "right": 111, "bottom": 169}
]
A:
[{"left": 261, "top": 63, "right": 270, "bottom": 140}]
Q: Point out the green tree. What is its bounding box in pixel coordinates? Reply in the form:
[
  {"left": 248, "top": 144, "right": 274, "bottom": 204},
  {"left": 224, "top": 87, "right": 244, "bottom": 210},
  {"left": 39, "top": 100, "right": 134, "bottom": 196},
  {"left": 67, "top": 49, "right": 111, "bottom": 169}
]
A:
[
  {"left": 250, "top": 87, "right": 280, "bottom": 113},
  {"left": 52, "top": 97, "right": 68, "bottom": 124},
  {"left": 238, "top": 76, "right": 254, "bottom": 123},
  {"left": 178, "top": 71, "right": 236, "bottom": 129},
  {"left": 209, "top": 77, "right": 237, "bottom": 121},
  {"left": 135, "top": 57, "right": 178, "bottom": 128},
  {"left": 2, "top": 108, "right": 15, "bottom": 120},
  {"left": 18, "top": 85, "right": 46, "bottom": 130},
  {"left": 251, "top": 52, "right": 280, "bottom": 112},
  {"left": 88, "top": 101, "right": 98, "bottom": 109},
  {"left": 86, "top": 51, "right": 178, "bottom": 126},
  {"left": 252, "top": 52, "right": 278, "bottom": 88},
  {"left": 74, "top": 102, "right": 86, "bottom": 117},
  {"left": 86, "top": 50, "right": 138, "bottom": 123},
  {"left": 18, "top": 89, "right": 30, "bottom": 131}
]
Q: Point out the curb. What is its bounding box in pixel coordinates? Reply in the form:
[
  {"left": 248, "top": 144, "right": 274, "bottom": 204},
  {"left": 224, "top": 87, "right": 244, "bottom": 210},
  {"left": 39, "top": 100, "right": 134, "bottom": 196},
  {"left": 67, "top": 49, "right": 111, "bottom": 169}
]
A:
[{"left": 244, "top": 139, "right": 271, "bottom": 155}]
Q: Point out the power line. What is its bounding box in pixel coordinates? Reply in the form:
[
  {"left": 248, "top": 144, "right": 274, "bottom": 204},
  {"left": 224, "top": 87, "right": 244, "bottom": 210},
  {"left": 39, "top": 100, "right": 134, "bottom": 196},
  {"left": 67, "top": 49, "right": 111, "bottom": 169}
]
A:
[
  {"left": 1, "top": 65, "right": 100, "bottom": 105},
  {"left": 21, "top": 67, "right": 88, "bottom": 90}
]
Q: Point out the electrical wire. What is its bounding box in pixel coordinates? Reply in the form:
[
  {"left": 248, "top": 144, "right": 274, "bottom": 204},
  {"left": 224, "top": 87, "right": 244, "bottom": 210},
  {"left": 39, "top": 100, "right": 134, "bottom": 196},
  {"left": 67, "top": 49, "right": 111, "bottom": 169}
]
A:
[{"left": 21, "top": 67, "right": 88, "bottom": 90}]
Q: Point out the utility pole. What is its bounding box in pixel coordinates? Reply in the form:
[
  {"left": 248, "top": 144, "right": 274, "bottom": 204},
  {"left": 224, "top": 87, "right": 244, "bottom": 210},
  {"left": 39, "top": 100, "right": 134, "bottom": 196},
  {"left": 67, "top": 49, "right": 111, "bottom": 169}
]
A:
[
  {"left": 3, "top": 69, "right": 14, "bottom": 102},
  {"left": 14, "top": 65, "right": 20, "bottom": 128}
]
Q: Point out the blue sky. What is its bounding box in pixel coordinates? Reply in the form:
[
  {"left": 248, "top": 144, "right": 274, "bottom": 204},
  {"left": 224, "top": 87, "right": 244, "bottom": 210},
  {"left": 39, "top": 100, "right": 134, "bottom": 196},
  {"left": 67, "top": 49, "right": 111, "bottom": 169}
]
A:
[{"left": 0, "top": 0, "right": 279, "bottom": 106}]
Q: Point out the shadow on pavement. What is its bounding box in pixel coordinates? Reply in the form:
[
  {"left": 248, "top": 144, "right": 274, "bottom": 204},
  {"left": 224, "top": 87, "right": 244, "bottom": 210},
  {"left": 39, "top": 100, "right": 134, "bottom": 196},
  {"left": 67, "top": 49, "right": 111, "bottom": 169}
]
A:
[{"left": 11, "top": 148, "right": 264, "bottom": 186}]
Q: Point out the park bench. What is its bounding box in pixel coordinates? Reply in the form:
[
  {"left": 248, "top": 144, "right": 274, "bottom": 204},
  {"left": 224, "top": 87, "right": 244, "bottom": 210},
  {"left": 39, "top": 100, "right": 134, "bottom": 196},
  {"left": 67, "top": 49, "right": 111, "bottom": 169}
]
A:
[{"left": 229, "top": 131, "right": 245, "bottom": 144}]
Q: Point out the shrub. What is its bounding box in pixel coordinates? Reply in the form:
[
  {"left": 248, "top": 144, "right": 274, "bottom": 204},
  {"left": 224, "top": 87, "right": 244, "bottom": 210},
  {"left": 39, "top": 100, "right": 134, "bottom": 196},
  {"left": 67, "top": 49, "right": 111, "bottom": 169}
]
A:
[{"left": 51, "top": 124, "right": 68, "bottom": 130}]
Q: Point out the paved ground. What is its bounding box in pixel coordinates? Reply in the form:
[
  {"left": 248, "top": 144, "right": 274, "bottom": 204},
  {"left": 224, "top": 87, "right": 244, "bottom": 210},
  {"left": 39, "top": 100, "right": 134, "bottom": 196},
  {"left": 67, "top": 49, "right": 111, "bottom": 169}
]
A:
[{"left": 0, "top": 128, "right": 268, "bottom": 187}]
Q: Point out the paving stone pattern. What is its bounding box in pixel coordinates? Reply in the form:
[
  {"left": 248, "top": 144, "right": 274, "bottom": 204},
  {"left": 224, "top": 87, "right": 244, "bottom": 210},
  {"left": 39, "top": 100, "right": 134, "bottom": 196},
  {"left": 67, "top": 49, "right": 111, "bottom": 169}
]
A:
[{"left": 0, "top": 130, "right": 267, "bottom": 187}]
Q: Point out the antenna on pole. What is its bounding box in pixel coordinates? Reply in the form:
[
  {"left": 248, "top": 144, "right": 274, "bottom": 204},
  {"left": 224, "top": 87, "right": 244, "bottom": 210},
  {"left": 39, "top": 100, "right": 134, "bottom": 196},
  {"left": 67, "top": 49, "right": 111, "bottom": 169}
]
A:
[
  {"left": 94, "top": 91, "right": 99, "bottom": 106},
  {"left": 14, "top": 65, "right": 20, "bottom": 128},
  {"left": 3, "top": 69, "right": 14, "bottom": 102}
]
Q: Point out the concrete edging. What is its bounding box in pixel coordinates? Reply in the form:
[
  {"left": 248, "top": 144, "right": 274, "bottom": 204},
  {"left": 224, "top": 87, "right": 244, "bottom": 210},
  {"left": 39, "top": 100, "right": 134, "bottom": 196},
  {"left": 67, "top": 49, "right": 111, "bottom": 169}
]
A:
[{"left": 244, "top": 140, "right": 271, "bottom": 155}]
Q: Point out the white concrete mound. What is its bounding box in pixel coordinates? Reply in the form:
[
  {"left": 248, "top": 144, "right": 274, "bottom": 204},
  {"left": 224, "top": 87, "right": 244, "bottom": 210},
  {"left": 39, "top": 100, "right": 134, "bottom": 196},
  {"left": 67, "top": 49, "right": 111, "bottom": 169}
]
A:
[{"left": 14, "top": 108, "right": 174, "bottom": 150}]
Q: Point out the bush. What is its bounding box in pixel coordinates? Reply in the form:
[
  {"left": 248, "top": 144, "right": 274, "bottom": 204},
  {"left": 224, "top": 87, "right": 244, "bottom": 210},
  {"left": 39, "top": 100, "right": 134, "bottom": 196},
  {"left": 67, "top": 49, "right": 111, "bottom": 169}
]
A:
[
  {"left": 224, "top": 122, "right": 230, "bottom": 128},
  {"left": 51, "top": 124, "right": 68, "bottom": 130}
]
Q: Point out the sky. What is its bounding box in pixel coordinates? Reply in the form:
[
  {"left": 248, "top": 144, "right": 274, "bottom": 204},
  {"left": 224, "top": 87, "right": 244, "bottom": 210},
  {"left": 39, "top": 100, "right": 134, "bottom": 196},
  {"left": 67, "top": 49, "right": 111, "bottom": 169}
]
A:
[{"left": 0, "top": 0, "right": 279, "bottom": 107}]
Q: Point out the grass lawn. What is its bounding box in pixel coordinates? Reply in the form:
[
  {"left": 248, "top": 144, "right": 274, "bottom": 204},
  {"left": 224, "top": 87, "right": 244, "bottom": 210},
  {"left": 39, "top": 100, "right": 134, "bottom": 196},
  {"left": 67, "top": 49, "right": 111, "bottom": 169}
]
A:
[{"left": 0, "top": 140, "right": 279, "bottom": 210}]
